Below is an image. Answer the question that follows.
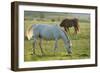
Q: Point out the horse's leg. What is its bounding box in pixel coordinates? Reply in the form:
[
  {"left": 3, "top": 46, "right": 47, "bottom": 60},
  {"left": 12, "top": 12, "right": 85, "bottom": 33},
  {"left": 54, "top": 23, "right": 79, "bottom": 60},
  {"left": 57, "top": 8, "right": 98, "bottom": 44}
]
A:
[
  {"left": 32, "top": 38, "right": 36, "bottom": 55},
  {"left": 65, "top": 41, "right": 72, "bottom": 56},
  {"left": 39, "top": 38, "right": 44, "bottom": 56},
  {"left": 54, "top": 39, "right": 58, "bottom": 56}
]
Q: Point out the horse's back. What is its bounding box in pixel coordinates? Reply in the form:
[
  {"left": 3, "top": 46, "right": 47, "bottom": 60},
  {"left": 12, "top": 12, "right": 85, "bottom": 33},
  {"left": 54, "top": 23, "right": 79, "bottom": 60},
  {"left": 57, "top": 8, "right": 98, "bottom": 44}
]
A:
[{"left": 33, "top": 24, "right": 62, "bottom": 40}]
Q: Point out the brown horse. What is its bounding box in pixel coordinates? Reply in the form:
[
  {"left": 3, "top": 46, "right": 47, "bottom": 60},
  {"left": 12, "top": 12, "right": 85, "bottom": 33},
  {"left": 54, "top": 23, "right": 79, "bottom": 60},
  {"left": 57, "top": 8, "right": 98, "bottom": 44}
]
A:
[{"left": 60, "top": 18, "right": 80, "bottom": 34}]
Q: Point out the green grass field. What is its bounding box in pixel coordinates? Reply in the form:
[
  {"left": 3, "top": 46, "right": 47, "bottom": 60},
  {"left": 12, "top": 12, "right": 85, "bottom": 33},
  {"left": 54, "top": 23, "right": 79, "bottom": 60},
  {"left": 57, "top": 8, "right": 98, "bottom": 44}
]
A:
[{"left": 24, "top": 20, "right": 90, "bottom": 62}]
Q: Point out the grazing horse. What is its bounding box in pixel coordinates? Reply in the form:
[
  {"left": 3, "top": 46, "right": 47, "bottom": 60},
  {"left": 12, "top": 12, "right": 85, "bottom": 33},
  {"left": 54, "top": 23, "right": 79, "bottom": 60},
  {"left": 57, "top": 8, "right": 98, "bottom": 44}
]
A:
[
  {"left": 27, "top": 24, "right": 72, "bottom": 56},
  {"left": 60, "top": 18, "right": 80, "bottom": 34}
]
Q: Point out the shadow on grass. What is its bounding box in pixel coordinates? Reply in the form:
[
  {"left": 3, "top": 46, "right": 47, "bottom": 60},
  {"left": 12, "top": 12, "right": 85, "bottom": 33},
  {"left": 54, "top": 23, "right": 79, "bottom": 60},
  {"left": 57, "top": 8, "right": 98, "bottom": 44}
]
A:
[
  {"left": 30, "top": 54, "right": 72, "bottom": 57},
  {"left": 29, "top": 54, "right": 73, "bottom": 61},
  {"left": 79, "top": 54, "right": 89, "bottom": 57}
]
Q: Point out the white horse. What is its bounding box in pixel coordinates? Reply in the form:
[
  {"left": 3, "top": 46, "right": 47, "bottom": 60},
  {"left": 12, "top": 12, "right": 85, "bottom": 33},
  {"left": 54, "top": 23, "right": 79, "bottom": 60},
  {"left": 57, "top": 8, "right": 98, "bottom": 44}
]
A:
[{"left": 27, "top": 24, "right": 72, "bottom": 56}]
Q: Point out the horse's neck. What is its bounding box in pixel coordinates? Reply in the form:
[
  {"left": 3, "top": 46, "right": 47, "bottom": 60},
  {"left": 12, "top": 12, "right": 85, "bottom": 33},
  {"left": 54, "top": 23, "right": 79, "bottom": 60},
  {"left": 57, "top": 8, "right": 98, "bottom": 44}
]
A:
[{"left": 61, "top": 30, "right": 69, "bottom": 44}]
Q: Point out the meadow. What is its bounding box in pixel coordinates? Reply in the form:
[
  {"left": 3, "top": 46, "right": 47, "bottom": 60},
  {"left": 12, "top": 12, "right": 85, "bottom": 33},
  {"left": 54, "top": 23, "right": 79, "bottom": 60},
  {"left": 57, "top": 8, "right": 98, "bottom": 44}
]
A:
[{"left": 24, "top": 20, "right": 90, "bottom": 61}]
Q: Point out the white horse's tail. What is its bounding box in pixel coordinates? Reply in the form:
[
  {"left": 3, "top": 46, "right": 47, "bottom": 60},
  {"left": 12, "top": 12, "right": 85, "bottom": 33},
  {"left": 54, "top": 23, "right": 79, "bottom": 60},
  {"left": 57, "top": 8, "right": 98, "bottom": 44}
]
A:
[{"left": 26, "top": 25, "right": 33, "bottom": 40}]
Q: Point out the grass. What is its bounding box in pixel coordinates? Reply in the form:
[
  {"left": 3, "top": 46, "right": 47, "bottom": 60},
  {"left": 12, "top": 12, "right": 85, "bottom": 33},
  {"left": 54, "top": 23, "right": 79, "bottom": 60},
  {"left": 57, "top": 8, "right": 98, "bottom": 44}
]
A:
[{"left": 24, "top": 21, "right": 90, "bottom": 61}]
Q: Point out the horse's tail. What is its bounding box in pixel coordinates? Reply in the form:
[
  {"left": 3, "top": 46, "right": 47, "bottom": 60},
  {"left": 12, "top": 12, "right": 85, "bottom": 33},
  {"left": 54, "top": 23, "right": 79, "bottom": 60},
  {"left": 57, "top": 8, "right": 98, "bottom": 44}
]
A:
[{"left": 26, "top": 25, "right": 33, "bottom": 40}]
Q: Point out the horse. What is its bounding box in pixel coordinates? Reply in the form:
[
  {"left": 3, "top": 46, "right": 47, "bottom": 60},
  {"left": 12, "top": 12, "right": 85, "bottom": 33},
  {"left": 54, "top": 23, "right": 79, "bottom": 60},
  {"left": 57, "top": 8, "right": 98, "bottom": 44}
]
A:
[
  {"left": 60, "top": 18, "right": 80, "bottom": 34},
  {"left": 27, "top": 24, "right": 72, "bottom": 56}
]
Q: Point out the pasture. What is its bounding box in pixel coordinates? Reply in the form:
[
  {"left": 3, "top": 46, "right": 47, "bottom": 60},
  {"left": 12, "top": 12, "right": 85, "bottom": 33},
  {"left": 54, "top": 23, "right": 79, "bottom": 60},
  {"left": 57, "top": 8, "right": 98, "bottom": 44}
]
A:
[{"left": 24, "top": 20, "right": 90, "bottom": 61}]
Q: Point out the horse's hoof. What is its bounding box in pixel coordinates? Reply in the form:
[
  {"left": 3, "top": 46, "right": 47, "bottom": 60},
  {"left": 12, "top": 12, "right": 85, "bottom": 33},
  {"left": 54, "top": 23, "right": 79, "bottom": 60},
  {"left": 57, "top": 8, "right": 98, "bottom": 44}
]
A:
[
  {"left": 30, "top": 53, "right": 33, "bottom": 55},
  {"left": 30, "top": 52, "right": 36, "bottom": 56},
  {"left": 66, "top": 54, "right": 72, "bottom": 56},
  {"left": 30, "top": 52, "right": 33, "bottom": 55},
  {"left": 68, "top": 54, "right": 72, "bottom": 56}
]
